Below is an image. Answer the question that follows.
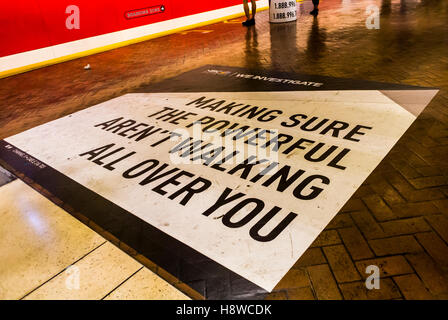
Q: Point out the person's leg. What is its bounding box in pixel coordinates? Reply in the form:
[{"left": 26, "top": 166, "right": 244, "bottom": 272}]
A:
[
  {"left": 243, "top": 0, "right": 250, "bottom": 19},
  {"left": 251, "top": 0, "right": 257, "bottom": 19},
  {"left": 310, "top": 0, "right": 319, "bottom": 15},
  {"left": 242, "top": 0, "right": 256, "bottom": 26}
]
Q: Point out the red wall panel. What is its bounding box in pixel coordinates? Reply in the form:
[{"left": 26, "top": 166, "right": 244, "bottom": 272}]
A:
[
  {"left": 0, "top": 1, "right": 52, "bottom": 56},
  {"left": 0, "top": 0, "right": 242, "bottom": 58}
]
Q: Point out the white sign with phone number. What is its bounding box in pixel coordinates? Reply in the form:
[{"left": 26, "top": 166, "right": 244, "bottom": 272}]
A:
[{"left": 270, "top": 0, "right": 297, "bottom": 23}]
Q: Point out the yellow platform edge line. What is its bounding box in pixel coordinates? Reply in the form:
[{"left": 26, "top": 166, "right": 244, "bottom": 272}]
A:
[{"left": 0, "top": 5, "right": 270, "bottom": 80}]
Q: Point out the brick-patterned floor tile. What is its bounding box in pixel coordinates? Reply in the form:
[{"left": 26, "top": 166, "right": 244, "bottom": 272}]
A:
[
  {"left": 323, "top": 245, "right": 361, "bottom": 283},
  {"left": 265, "top": 290, "right": 288, "bottom": 300},
  {"left": 338, "top": 227, "right": 374, "bottom": 260},
  {"left": 339, "top": 199, "right": 366, "bottom": 214},
  {"left": 380, "top": 217, "right": 431, "bottom": 236},
  {"left": 355, "top": 256, "right": 413, "bottom": 279},
  {"left": 393, "top": 274, "right": 434, "bottom": 300},
  {"left": 369, "top": 236, "right": 423, "bottom": 256},
  {"left": 286, "top": 287, "right": 315, "bottom": 300},
  {"left": 389, "top": 158, "right": 422, "bottom": 180},
  {"left": 415, "top": 232, "right": 448, "bottom": 269},
  {"left": 339, "top": 278, "right": 401, "bottom": 300},
  {"left": 292, "top": 248, "right": 326, "bottom": 268},
  {"left": 387, "top": 173, "right": 445, "bottom": 202},
  {"left": 406, "top": 253, "right": 448, "bottom": 296},
  {"left": 425, "top": 215, "right": 448, "bottom": 243},
  {"left": 409, "top": 176, "right": 448, "bottom": 189},
  {"left": 389, "top": 201, "right": 441, "bottom": 219},
  {"left": 310, "top": 230, "right": 341, "bottom": 247},
  {"left": 275, "top": 268, "right": 310, "bottom": 290},
  {"left": 352, "top": 185, "right": 376, "bottom": 198},
  {"left": 415, "top": 166, "right": 444, "bottom": 177},
  {"left": 307, "top": 265, "right": 342, "bottom": 300},
  {"left": 350, "top": 210, "right": 386, "bottom": 240},
  {"left": 441, "top": 188, "right": 448, "bottom": 198},
  {"left": 368, "top": 177, "right": 406, "bottom": 207},
  {"left": 325, "top": 213, "right": 354, "bottom": 229},
  {"left": 433, "top": 199, "right": 448, "bottom": 212},
  {"left": 362, "top": 194, "right": 395, "bottom": 221}
]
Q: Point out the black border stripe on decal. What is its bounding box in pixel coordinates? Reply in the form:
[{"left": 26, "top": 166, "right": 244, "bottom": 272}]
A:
[
  {"left": 138, "top": 65, "right": 437, "bottom": 93},
  {"left": 0, "top": 140, "right": 268, "bottom": 300}
]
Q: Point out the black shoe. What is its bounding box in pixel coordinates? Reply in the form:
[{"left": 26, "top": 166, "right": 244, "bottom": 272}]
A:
[
  {"left": 242, "top": 18, "right": 255, "bottom": 26},
  {"left": 310, "top": 9, "right": 319, "bottom": 16}
]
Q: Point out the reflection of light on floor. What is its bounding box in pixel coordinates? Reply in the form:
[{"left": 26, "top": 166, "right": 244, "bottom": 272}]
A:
[
  {"left": 342, "top": 0, "right": 352, "bottom": 10},
  {"left": 18, "top": 195, "right": 48, "bottom": 236}
]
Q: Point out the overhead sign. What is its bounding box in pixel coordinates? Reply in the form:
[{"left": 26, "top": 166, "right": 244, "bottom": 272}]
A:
[{"left": 0, "top": 66, "right": 438, "bottom": 299}]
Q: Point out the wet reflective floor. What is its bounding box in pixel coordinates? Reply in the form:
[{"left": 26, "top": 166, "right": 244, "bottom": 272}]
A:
[{"left": 0, "top": 0, "right": 448, "bottom": 299}]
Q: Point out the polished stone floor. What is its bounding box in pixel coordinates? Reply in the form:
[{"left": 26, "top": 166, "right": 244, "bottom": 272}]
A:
[{"left": 0, "top": 0, "right": 448, "bottom": 299}]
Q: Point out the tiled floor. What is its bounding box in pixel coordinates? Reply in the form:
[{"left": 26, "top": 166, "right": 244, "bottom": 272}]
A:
[
  {"left": 0, "top": 180, "right": 188, "bottom": 300},
  {"left": 1, "top": 0, "right": 448, "bottom": 299}
]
